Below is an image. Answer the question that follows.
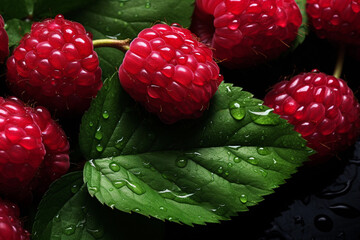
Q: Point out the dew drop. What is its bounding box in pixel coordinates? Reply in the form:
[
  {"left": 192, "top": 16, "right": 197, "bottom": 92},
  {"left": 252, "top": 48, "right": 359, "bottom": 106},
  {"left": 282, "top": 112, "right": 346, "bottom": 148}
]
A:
[
  {"left": 175, "top": 158, "right": 188, "bottom": 168},
  {"left": 113, "top": 180, "right": 126, "bottom": 188},
  {"left": 145, "top": 0, "right": 151, "bottom": 8},
  {"left": 87, "top": 227, "right": 104, "bottom": 239},
  {"left": 96, "top": 144, "right": 103, "bottom": 152},
  {"left": 117, "top": 10, "right": 123, "bottom": 15},
  {"left": 257, "top": 147, "right": 270, "bottom": 155},
  {"left": 95, "top": 130, "right": 103, "bottom": 140},
  {"left": 247, "top": 156, "right": 258, "bottom": 165},
  {"left": 89, "top": 121, "right": 94, "bottom": 127},
  {"left": 102, "top": 111, "right": 109, "bottom": 119},
  {"left": 159, "top": 206, "right": 167, "bottom": 212},
  {"left": 71, "top": 184, "right": 80, "bottom": 194},
  {"left": 233, "top": 157, "right": 241, "bottom": 163},
  {"left": 249, "top": 108, "right": 280, "bottom": 125},
  {"left": 314, "top": 214, "right": 333, "bottom": 232},
  {"left": 115, "top": 137, "right": 125, "bottom": 150},
  {"left": 109, "top": 162, "right": 120, "bottom": 172},
  {"left": 126, "top": 180, "right": 146, "bottom": 195},
  {"left": 64, "top": 225, "right": 76, "bottom": 235},
  {"left": 240, "top": 194, "right": 248, "bottom": 203},
  {"left": 54, "top": 214, "right": 61, "bottom": 222},
  {"left": 229, "top": 101, "right": 246, "bottom": 120},
  {"left": 88, "top": 186, "right": 99, "bottom": 194}
]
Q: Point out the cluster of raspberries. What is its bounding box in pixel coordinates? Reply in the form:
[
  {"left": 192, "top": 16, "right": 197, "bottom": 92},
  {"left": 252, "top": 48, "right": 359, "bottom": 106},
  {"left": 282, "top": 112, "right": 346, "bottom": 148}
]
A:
[{"left": 0, "top": 0, "right": 360, "bottom": 237}]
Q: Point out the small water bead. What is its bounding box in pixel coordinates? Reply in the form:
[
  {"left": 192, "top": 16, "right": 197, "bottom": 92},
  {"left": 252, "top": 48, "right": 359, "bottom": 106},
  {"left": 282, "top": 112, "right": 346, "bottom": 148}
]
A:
[
  {"left": 257, "top": 147, "right": 271, "bottom": 155},
  {"left": 247, "top": 156, "right": 258, "bottom": 165},
  {"left": 94, "top": 130, "right": 103, "bottom": 140},
  {"left": 115, "top": 137, "right": 125, "bottom": 150},
  {"left": 126, "top": 179, "right": 146, "bottom": 195},
  {"left": 87, "top": 227, "right": 105, "bottom": 239},
  {"left": 96, "top": 144, "right": 103, "bottom": 152},
  {"left": 314, "top": 214, "right": 333, "bottom": 232},
  {"left": 102, "top": 111, "right": 109, "bottom": 119},
  {"left": 145, "top": 1, "right": 151, "bottom": 9},
  {"left": 89, "top": 121, "right": 94, "bottom": 127},
  {"left": 175, "top": 158, "right": 188, "bottom": 168},
  {"left": 71, "top": 184, "right": 80, "bottom": 193},
  {"left": 64, "top": 225, "right": 76, "bottom": 235},
  {"left": 240, "top": 194, "right": 248, "bottom": 204},
  {"left": 233, "top": 157, "right": 241, "bottom": 163},
  {"left": 229, "top": 101, "right": 246, "bottom": 120},
  {"left": 88, "top": 186, "right": 99, "bottom": 194},
  {"left": 109, "top": 162, "right": 120, "bottom": 172},
  {"left": 113, "top": 180, "right": 126, "bottom": 188},
  {"left": 249, "top": 108, "right": 280, "bottom": 125}
]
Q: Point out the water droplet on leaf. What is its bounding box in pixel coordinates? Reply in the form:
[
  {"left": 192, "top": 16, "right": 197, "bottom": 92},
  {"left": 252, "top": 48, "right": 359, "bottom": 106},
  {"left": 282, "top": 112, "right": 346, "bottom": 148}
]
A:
[{"left": 109, "top": 162, "right": 120, "bottom": 172}]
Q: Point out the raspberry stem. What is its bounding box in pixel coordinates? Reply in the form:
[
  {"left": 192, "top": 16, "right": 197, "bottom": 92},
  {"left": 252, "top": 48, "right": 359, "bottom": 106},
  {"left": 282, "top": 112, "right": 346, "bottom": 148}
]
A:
[
  {"left": 333, "top": 44, "right": 346, "bottom": 79},
  {"left": 92, "top": 38, "right": 131, "bottom": 53}
]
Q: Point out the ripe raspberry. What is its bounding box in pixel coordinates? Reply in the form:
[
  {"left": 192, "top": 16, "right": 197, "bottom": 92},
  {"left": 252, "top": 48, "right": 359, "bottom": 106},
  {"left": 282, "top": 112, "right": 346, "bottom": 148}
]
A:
[
  {"left": 0, "top": 198, "right": 30, "bottom": 240},
  {"left": 190, "top": 0, "right": 302, "bottom": 67},
  {"left": 264, "top": 70, "right": 360, "bottom": 162},
  {"left": 306, "top": 0, "right": 360, "bottom": 45},
  {"left": 118, "top": 23, "right": 223, "bottom": 124},
  {"left": 6, "top": 15, "right": 102, "bottom": 116},
  {"left": 0, "top": 97, "right": 69, "bottom": 199},
  {"left": 0, "top": 15, "right": 9, "bottom": 63}
]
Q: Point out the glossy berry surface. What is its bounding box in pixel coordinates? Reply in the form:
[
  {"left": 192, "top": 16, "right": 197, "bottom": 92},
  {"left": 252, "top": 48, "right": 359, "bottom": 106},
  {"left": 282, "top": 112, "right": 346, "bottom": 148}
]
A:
[
  {"left": 6, "top": 15, "right": 102, "bottom": 116},
  {"left": 0, "top": 198, "right": 30, "bottom": 240},
  {"left": 264, "top": 70, "right": 360, "bottom": 161},
  {"left": 190, "top": 0, "right": 302, "bottom": 67},
  {"left": 0, "top": 14, "right": 9, "bottom": 63},
  {"left": 0, "top": 97, "right": 69, "bottom": 199},
  {"left": 307, "top": 0, "right": 360, "bottom": 45},
  {"left": 119, "top": 23, "right": 223, "bottom": 124}
]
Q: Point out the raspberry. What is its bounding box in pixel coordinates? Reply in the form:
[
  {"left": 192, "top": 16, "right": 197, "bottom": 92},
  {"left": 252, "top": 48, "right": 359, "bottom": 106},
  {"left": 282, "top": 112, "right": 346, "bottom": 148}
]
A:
[
  {"left": 0, "top": 198, "right": 30, "bottom": 240},
  {"left": 190, "top": 0, "right": 302, "bottom": 67},
  {"left": 0, "top": 97, "right": 69, "bottom": 199},
  {"left": 264, "top": 70, "right": 360, "bottom": 162},
  {"left": 6, "top": 15, "right": 102, "bottom": 116},
  {"left": 306, "top": 0, "right": 360, "bottom": 45},
  {"left": 118, "top": 23, "right": 223, "bottom": 124},
  {"left": 0, "top": 15, "right": 9, "bottom": 64}
]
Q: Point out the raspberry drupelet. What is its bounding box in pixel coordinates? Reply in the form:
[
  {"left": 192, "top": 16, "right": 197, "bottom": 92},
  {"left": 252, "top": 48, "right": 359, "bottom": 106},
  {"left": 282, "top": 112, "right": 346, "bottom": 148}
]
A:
[
  {"left": 119, "top": 23, "right": 223, "bottom": 124},
  {"left": 264, "top": 70, "right": 360, "bottom": 162},
  {"left": 191, "top": 0, "right": 302, "bottom": 68},
  {"left": 6, "top": 15, "right": 102, "bottom": 116}
]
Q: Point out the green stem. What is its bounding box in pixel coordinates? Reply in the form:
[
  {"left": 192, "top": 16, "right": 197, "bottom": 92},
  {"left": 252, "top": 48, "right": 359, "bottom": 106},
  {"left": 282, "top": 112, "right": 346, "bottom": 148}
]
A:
[
  {"left": 333, "top": 44, "right": 346, "bottom": 79},
  {"left": 93, "top": 38, "right": 131, "bottom": 53}
]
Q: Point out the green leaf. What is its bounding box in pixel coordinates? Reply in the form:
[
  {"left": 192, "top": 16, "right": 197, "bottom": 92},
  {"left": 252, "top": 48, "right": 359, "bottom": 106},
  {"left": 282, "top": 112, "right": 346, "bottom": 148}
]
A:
[
  {"left": 32, "top": 0, "right": 96, "bottom": 19},
  {"left": 79, "top": 73, "right": 312, "bottom": 225},
  {"left": 71, "top": 0, "right": 195, "bottom": 78},
  {"left": 289, "top": 0, "right": 309, "bottom": 52},
  {"left": 4, "top": 19, "right": 32, "bottom": 48},
  {"left": 33, "top": 171, "right": 164, "bottom": 240},
  {"left": 0, "top": 0, "right": 32, "bottom": 20}
]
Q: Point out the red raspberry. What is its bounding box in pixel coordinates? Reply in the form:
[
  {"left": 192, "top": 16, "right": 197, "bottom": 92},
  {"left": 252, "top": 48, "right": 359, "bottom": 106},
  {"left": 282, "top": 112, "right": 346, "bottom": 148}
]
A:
[
  {"left": 0, "top": 97, "right": 69, "bottom": 199},
  {"left": 190, "top": 0, "right": 302, "bottom": 67},
  {"left": 0, "top": 198, "right": 30, "bottom": 240},
  {"left": 264, "top": 70, "right": 360, "bottom": 162},
  {"left": 0, "top": 15, "right": 9, "bottom": 64},
  {"left": 118, "top": 23, "right": 223, "bottom": 124},
  {"left": 306, "top": 0, "right": 360, "bottom": 45},
  {"left": 6, "top": 15, "right": 102, "bottom": 116}
]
